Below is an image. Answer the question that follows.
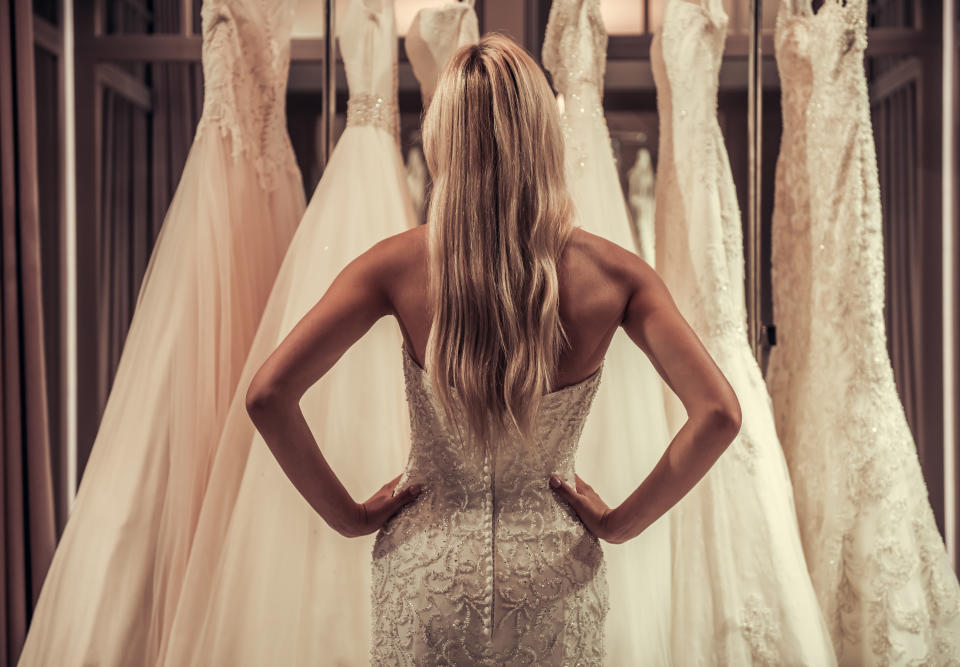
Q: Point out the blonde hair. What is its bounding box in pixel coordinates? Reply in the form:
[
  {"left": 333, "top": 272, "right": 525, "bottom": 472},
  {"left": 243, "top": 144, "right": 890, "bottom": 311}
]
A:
[{"left": 421, "top": 33, "right": 575, "bottom": 449}]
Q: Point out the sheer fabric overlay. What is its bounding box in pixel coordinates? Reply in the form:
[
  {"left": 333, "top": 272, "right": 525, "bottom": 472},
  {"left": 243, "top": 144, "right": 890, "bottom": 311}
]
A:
[{"left": 18, "top": 1, "right": 305, "bottom": 665}]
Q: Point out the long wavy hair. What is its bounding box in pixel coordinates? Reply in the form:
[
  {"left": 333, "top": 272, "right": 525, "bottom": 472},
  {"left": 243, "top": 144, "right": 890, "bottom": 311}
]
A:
[{"left": 421, "top": 33, "right": 575, "bottom": 449}]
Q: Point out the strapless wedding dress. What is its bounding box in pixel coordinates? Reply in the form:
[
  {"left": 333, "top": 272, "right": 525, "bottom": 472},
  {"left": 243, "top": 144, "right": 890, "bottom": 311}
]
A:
[{"left": 371, "top": 346, "right": 608, "bottom": 664}]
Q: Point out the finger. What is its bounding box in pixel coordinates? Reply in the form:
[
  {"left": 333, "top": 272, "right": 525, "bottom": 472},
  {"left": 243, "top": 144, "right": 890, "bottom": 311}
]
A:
[
  {"left": 575, "top": 475, "right": 592, "bottom": 494},
  {"left": 382, "top": 474, "right": 404, "bottom": 494},
  {"left": 550, "top": 476, "right": 582, "bottom": 508},
  {"left": 390, "top": 484, "right": 422, "bottom": 511}
]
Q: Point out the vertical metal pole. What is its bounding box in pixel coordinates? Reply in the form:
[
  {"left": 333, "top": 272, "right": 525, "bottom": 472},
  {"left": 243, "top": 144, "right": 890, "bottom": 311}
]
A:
[
  {"left": 321, "top": 0, "right": 337, "bottom": 170},
  {"left": 747, "top": 0, "right": 763, "bottom": 360},
  {"left": 63, "top": 0, "right": 78, "bottom": 506},
  {"left": 942, "top": 0, "right": 957, "bottom": 568}
]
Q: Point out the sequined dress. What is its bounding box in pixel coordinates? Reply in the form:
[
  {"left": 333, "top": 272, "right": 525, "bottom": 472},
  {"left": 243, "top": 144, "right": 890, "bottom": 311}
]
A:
[
  {"left": 157, "top": 0, "right": 419, "bottom": 664},
  {"left": 18, "top": 1, "right": 305, "bottom": 664},
  {"left": 371, "top": 346, "right": 608, "bottom": 664},
  {"left": 541, "top": 1, "right": 677, "bottom": 664},
  {"left": 767, "top": 1, "right": 960, "bottom": 663},
  {"left": 651, "top": 0, "right": 837, "bottom": 664}
]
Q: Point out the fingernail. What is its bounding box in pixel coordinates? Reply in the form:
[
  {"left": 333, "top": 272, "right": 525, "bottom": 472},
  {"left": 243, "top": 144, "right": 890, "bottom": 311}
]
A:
[{"left": 549, "top": 476, "right": 560, "bottom": 488}]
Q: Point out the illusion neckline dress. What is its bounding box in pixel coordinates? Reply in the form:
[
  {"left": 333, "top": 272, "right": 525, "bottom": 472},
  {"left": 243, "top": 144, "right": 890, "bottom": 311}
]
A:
[
  {"left": 18, "top": 1, "right": 304, "bottom": 664},
  {"left": 542, "top": 1, "right": 675, "bottom": 663},
  {"left": 652, "top": 0, "right": 837, "bottom": 663},
  {"left": 767, "top": 0, "right": 960, "bottom": 663},
  {"left": 371, "top": 345, "right": 609, "bottom": 664}
]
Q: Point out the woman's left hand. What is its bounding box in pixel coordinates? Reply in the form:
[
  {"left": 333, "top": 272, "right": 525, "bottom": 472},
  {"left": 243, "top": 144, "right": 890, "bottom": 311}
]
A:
[{"left": 347, "top": 475, "right": 422, "bottom": 537}]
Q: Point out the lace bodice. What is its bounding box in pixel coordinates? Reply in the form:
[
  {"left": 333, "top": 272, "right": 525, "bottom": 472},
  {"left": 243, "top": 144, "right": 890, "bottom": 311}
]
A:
[
  {"left": 651, "top": 0, "right": 745, "bottom": 345},
  {"left": 196, "top": 0, "right": 299, "bottom": 190},
  {"left": 370, "top": 347, "right": 609, "bottom": 663},
  {"left": 338, "top": 0, "right": 400, "bottom": 140},
  {"left": 767, "top": 0, "right": 960, "bottom": 662},
  {"left": 405, "top": 0, "right": 479, "bottom": 106}
]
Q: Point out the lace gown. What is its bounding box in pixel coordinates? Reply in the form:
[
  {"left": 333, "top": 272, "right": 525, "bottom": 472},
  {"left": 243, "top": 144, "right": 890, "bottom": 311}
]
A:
[
  {"left": 371, "top": 347, "right": 608, "bottom": 664},
  {"left": 651, "top": 0, "right": 837, "bottom": 664},
  {"left": 767, "top": 1, "right": 960, "bottom": 663},
  {"left": 156, "top": 1, "right": 418, "bottom": 664},
  {"left": 542, "top": 1, "right": 673, "bottom": 663},
  {"left": 18, "top": 2, "right": 305, "bottom": 665}
]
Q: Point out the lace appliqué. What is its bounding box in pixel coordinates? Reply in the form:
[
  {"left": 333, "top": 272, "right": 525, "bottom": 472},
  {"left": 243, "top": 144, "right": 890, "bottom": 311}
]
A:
[
  {"left": 768, "top": 0, "right": 960, "bottom": 662},
  {"left": 370, "top": 347, "right": 609, "bottom": 665},
  {"left": 738, "top": 596, "right": 783, "bottom": 666},
  {"left": 196, "top": 0, "right": 299, "bottom": 192}
]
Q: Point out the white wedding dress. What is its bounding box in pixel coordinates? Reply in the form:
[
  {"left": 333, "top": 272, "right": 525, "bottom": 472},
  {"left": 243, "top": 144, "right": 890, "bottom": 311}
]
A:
[
  {"left": 767, "top": 0, "right": 960, "bottom": 663},
  {"left": 651, "top": 0, "right": 836, "bottom": 664},
  {"left": 157, "top": 1, "right": 424, "bottom": 664},
  {"left": 18, "top": 1, "right": 305, "bottom": 664},
  {"left": 542, "top": 1, "right": 674, "bottom": 663}
]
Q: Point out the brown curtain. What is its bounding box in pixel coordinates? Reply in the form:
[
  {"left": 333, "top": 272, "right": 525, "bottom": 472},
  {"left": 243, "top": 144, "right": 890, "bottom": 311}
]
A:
[
  {"left": 0, "top": 0, "right": 56, "bottom": 664},
  {"left": 92, "top": 0, "right": 201, "bottom": 426}
]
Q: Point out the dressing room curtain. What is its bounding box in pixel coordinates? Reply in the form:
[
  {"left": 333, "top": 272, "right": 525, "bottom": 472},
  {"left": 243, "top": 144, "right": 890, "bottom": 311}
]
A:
[
  {"left": 0, "top": 0, "right": 57, "bottom": 664},
  {"left": 93, "top": 0, "right": 202, "bottom": 420}
]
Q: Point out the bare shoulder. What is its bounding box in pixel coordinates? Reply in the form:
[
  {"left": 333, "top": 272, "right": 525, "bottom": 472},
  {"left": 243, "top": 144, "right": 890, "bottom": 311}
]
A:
[
  {"left": 562, "top": 228, "right": 660, "bottom": 302},
  {"left": 361, "top": 224, "right": 427, "bottom": 273}
]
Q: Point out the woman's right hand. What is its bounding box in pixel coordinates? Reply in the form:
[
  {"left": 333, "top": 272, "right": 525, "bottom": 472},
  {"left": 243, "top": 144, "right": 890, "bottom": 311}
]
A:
[
  {"left": 550, "top": 474, "right": 623, "bottom": 544},
  {"left": 347, "top": 475, "right": 422, "bottom": 538}
]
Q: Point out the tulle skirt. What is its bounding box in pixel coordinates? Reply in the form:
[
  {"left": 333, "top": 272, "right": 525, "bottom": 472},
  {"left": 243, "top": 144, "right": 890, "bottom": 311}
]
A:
[
  {"left": 158, "top": 125, "right": 415, "bottom": 666},
  {"left": 18, "top": 129, "right": 305, "bottom": 667}
]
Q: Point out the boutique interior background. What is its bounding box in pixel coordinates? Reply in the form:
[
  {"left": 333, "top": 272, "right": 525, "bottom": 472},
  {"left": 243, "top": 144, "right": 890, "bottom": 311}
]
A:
[{"left": 2, "top": 0, "right": 957, "bottom": 616}]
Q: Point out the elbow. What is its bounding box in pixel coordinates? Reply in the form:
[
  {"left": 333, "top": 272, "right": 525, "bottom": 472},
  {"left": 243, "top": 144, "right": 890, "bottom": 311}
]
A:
[
  {"left": 245, "top": 374, "right": 282, "bottom": 422},
  {"left": 710, "top": 395, "right": 742, "bottom": 444},
  {"left": 694, "top": 393, "right": 741, "bottom": 449}
]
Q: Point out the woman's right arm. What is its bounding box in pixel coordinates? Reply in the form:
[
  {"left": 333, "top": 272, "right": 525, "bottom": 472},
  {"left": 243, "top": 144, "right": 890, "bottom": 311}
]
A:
[{"left": 580, "top": 255, "right": 741, "bottom": 544}]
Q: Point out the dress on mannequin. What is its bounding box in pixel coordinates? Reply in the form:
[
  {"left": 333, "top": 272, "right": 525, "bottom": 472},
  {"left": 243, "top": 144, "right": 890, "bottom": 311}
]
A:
[
  {"left": 767, "top": 0, "right": 960, "bottom": 663},
  {"left": 18, "top": 1, "right": 305, "bottom": 664},
  {"left": 542, "top": 1, "right": 674, "bottom": 663},
  {"left": 651, "top": 0, "right": 836, "bottom": 663}
]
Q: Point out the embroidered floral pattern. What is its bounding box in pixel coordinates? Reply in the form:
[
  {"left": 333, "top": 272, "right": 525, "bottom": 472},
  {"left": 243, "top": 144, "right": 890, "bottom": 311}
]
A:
[
  {"left": 768, "top": 0, "right": 960, "bottom": 663},
  {"left": 196, "top": 0, "right": 299, "bottom": 191},
  {"left": 370, "top": 348, "right": 609, "bottom": 664}
]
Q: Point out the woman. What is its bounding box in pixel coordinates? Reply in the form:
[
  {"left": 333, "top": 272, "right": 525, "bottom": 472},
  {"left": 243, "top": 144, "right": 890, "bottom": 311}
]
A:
[{"left": 245, "top": 34, "right": 741, "bottom": 664}]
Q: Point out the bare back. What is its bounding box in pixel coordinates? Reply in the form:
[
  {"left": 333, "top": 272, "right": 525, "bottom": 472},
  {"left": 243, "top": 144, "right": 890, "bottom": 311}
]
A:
[{"left": 380, "top": 225, "right": 645, "bottom": 392}]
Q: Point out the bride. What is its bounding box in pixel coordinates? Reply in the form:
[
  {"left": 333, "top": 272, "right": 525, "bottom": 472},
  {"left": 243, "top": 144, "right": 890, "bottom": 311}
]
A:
[{"left": 246, "top": 33, "right": 742, "bottom": 663}]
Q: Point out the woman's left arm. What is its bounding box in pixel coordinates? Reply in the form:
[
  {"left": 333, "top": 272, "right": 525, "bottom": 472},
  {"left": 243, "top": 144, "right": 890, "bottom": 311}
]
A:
[{"left": 245, "top": 236, "right": 421, "bottom": 538}]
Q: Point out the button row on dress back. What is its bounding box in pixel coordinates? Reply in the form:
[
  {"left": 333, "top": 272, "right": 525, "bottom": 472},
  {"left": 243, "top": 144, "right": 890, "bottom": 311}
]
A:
[{"left": 346, "top": 93, "right": 398, "bottom": 136}]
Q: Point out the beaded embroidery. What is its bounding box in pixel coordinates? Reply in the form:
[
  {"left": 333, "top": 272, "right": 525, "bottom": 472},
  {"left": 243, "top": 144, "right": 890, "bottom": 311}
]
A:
[
  {"left": 370, "top": 346, "right": 609, "bottom": 664},
  {"left": 767, "top": 0, "right": 960, "bottom": 662}
]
